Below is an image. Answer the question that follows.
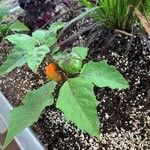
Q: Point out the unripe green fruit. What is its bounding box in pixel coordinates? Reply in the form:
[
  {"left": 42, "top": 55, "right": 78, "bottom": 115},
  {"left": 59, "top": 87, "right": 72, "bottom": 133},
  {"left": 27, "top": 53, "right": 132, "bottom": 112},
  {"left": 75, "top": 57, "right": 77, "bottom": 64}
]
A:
[{"left": 58, "top": 52, "right": 82, "bottom": 74}]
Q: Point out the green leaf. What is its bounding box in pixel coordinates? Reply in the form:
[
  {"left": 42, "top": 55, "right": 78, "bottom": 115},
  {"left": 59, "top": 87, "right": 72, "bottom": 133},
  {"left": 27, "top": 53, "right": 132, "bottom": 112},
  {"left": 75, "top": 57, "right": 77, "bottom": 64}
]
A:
[
  {"left": 57, "top": 77, "right": 100, "bottom": 137},
  {"left": 0, "top": 7, "right": 9, "bottom": 19},
  {"left": 9, "top": 20, "right": 29, "bottom": 32},
  {"left": 27, "top": 45, "right": 49, "bottom": 73},
  {"left": 32, "top": 30, "right": 57, "bottom": 46},
  {"left": 49, "top": 22, "right": 67, "bottom": 33},
  {"left": 72, "top": 47, "right": 88, "bottom": 60},
  {"left": 0, "top": 47, "right": 26, "bottom": 76},
  {"left": 0, "top": 23, "right": 10, "bottom": 33},
  {"left": 52, "top": 49, "right": 68, "bottom": 60},
  {"left": 5, "top": 34, "right": 35, "bottom": 51},
  {"left": 4, "top": 81, "right": 56, "bottom": 148},
  {"left": 80, "top": 60, "right": 129, "bottom": 89},
  {"left": 32, "top": 22, "right": 66, "bottom": 46},
  {"left": 52, "top": 46, "right": 88, "bottom": 62},
  {"left": 80, "top": 0, "right": 94, "bottom": 8},
  {"left": 32, "top": 29, "right": 50, "bottom": 43},
  {"left": 45, "top": 34, "right": 57, "bottom": 47}
]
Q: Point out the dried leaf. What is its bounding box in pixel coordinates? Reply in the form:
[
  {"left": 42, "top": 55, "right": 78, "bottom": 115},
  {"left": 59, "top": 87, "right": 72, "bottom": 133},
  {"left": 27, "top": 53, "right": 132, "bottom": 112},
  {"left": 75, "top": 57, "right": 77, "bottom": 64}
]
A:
[{"left": 135, "top": 8, "right": 150, "bottom": 37}]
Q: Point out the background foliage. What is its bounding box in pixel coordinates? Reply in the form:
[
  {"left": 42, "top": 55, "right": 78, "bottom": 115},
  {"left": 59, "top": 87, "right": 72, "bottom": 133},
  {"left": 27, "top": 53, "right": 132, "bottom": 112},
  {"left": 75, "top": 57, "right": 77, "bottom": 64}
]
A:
[{"left": 80, "top": 0, "right": 150, "bottom": 30}]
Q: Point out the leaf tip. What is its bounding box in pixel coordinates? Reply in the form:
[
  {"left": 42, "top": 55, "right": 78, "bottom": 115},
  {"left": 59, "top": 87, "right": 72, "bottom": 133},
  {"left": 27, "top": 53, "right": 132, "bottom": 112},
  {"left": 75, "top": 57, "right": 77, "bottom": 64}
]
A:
[{"left": 3, "top": 135, "right": 11, "bottom": 150}]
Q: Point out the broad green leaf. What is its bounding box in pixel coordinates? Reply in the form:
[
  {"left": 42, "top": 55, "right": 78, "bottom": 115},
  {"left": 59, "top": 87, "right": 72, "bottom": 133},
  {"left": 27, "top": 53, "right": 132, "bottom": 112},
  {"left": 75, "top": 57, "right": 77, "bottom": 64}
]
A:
[
  {"left": 57, "top": 77, "right": 100, "bottom": 137},
  {"left": 49, "top": 22, "right": 67, "bottom": 33},
  {"left": 72, "top": 47, "right": 88, "bottom": 59},
  {"left": 5, "top": 34, "right": 35, "bottom": 51},
  {"left": 32, "top": 22, "right": 66, "bottom": 47},
  {"left": 0, "top": 7, "right": 9, "bottom": 19},
  {"left": 80, "top": 60, "right": 129, "bottom": 89},
  {"left": 52, "top": 46, "right": 88, "bottom": 61},
  {"left": 0, "top": 47, "right": 26, "bottom": 76},
  {"left": 32, "top": 22, "right": 66, "bottom": 46},
  {"left": 9, "top": 20, "right": 29, "bottom": 32},
  {"left": 32, "top": 29, "right": 50, "bottom": 43},
  {"left": 52, "top": 50, "right": 66, "bottom": 60},
  {"left": 32, "top": 30, "right": 57, "bottom": 46},
  {"left": 27, "top": 45, "right": 49, "bottom": 73},
  {"left": 4, "top": 81, "right": 56, "bottom": 148},
  {"left": 45, "top": 34, "right": 57, "bottom": 47}
]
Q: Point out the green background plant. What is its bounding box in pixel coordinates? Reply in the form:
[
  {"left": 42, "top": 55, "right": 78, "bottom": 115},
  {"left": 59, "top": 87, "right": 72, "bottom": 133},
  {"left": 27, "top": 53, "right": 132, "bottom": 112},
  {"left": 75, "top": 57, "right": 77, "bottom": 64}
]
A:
[{"left": 80, "top": 0, "right": 150, "bottom": 30}]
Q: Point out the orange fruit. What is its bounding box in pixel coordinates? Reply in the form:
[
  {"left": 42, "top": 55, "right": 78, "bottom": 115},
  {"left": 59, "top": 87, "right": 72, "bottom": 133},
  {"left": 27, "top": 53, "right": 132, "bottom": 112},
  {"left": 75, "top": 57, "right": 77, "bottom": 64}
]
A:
[{"left": 45, "top": 63, "right": 63, "bottom": 83}]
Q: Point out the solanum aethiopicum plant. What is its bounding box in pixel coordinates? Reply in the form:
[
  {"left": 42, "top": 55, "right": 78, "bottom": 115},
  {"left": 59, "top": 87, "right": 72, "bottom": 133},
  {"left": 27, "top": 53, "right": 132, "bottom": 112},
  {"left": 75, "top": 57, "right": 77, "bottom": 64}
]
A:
[{"left": 0, "top": 22, "right": 129, "bottom": 148}]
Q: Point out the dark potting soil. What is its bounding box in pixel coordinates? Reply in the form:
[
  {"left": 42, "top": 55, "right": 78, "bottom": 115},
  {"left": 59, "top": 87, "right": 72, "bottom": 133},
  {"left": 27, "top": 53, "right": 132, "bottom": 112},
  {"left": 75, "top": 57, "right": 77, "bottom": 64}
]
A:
[{"left": 0, "top": 32, "right": 150, "bottom": 149}]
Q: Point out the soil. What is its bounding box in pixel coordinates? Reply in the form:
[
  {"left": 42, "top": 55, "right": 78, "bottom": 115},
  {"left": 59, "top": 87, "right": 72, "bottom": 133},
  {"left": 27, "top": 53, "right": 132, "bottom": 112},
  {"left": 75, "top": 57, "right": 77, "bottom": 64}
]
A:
[{"left": 0, "top": 29, "right": 150, "bottom": 149}]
